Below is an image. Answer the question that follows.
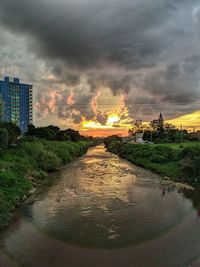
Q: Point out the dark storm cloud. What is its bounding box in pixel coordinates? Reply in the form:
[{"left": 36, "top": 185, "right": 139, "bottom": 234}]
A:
[
  {"left": 0, "top": 0, "right": 167, "bottom": 69},
  {"left": 87, "top": 72, "right": 137, "bottom": 95},
  {"left": 144, "top": 55, "right": 200, "bottom": 103},
  {"left": 0, "top": 0, "right": 198, "bottom": 70},
  {"left": 51, "top": 66, "right": 81, "bottom": 87},
  {"left": 0, "top": 0, "right": 200, "bottom": 122},
  {"left": 124, "top": 54, "right": 200, "bottom": 120}
]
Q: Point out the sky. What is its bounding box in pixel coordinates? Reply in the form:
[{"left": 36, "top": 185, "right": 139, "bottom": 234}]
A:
[{"left": 0, "top": 0, "right": 200, "bottom": 136}]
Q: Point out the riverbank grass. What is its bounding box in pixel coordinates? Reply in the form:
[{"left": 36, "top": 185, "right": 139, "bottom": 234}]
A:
[
  {"left": 0, "top": 139, "right": 93, "bottom": 230},
  {"left": 108, "top": 142, "right": 200, "bottom": 185}
]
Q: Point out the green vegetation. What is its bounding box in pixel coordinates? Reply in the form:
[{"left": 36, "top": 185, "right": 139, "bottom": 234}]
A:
[
  {"left": 0, "top": 128, "right": 9, "bottom": 150},
  {"left": 104, "top": 135, "right": 123, "bottom": 149},
  {"left": 0, "top": 121, "right": 21, "bottom": 145},
  {"left": 129, "top": 114, "right": 191, "bottom": 144},
  {"left": 108, "top": 141, "right": 200, "bottom": 185},
  {"left": 26, "top": 124, "right": 88, "bottom": 142},
  {"left": 0, "top": 138, "right": 93, "bottom": 230}
]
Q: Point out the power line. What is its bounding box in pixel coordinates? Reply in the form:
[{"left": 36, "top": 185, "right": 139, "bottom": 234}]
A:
[{"left": 35, "top": 102, "right": 200, "bottom": 108}]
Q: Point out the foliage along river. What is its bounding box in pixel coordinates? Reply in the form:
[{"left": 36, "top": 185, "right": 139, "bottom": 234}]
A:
[{"left": 1, "top": 145, "right": 200, "bottom": 267}]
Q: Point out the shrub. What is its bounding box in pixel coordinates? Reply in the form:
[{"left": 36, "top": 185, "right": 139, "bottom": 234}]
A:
[
  {"left": 104, "top": 135, "right": 123, "bottom": 149},
  {"left": 0, "top": 189, "right": 13, "bottom": 229},
  {"left": 21, "top": 142, "right": 61, "bottom": 171},
  {"left": 0, "top": 128, "right": 9, "bottom": 150},
  {"left": 180, "top": 146, "right": 200, "bottom": 179},
  {"left": 0, "top": 122, "right": 21, "bottom": 144},
  {"left": 151, "top": 155, "right": 169, "bottom": 164},
  {"left": 107, "top": 142, "right": 181, "bottom": 182},
  {"left": 153, "top": 146, "right": 175, "bottom": 162},
  {"left": 108, "top": 142, "right": 122, "bottom": 154},
  {"left": 154, "top": 138, "right": 171, "bottom": 144},
  {"left": 108, "top": 142, "right": 200, "bottom": 183},
  {"left": 0, "top": 139, "right": 93, "bottom": 229},
  {"left": 0, "top": 171, "right": 32, "bottom": 205}
]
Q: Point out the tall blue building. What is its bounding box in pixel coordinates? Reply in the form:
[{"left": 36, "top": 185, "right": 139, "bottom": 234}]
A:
[{"left": 0, "top": 77, "right": 33, "bottom": 132}]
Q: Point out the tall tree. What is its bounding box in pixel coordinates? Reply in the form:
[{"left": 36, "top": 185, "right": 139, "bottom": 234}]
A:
[
  {"left": 150, "top": 113, "right": 165, "bottom": 132},
  {"left": 129, "top": 120, "right": 148, "bottom": 136}
]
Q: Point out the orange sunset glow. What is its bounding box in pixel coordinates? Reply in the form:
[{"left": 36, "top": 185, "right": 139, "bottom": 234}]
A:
[
  {"left": 2, "top": 1, "right": 200, "bottom": 265},
  {"left": 35, "top": 87, "right": 200, "bottom": 137},
  {"left": 167, "top": 110, "right": 200, "bottom": 131},
  {"left": 81, "top": 113, "right": 132, "bottom": 137},
  {"left": 80, "top": 109, "right": 200, "bottom": 137}
]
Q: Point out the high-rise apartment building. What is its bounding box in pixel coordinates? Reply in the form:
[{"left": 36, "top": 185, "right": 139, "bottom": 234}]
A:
[{"left": 0, "top": 77, "right": 33, "bottom": 132}]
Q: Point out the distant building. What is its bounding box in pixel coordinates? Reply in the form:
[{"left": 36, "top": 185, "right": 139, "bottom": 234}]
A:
[
  {"left": 0, "top": 77, "right": 33, "bottom": 132},
  {"left": 124, "top": 132, "right": 144, "bottom": 144},
  {"left": 135, "top": 132, "right": 144, "bottom": 143}
]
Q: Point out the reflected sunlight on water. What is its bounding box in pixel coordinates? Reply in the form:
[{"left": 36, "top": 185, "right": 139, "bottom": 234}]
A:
[{"left": 1, "top": 146, "right": 200, "bottom": 267}]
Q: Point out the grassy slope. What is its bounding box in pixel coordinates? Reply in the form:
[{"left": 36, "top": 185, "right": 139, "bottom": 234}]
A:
[
  {"left": 0, "top": 139, "right": 93, "bottom": 229},
  {"left": 108, "top": 141, "right": 200, "bottom": 185}
]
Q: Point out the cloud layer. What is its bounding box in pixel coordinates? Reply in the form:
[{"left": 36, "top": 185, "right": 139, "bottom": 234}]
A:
[{"left": 0, "top": 0, "right": 200, "bottom": 125}]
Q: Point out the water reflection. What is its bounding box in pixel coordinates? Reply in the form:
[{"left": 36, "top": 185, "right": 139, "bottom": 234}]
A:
[
  {"left": 182, "top": 189, "right": 200, "bottom": 218},
  {"left": 19, "top": 146, "right": 193, "bottom": 248},
  {"left": 1, "top": 145, "right": 200, "bottom": 267}
]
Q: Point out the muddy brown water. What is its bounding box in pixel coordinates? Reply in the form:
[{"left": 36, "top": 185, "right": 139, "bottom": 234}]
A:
[{"left": 1, "top": 145, "right": 200, "bottom": 267}]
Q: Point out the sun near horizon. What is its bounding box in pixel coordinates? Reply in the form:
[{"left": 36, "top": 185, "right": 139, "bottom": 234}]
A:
[{"left": 79, "top": 110, "right": 200, "bottom": 137}]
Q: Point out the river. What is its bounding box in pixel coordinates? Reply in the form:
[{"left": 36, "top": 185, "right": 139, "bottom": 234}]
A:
[{"left": 1, "top": 145, "right": 200, "bottom": 267}]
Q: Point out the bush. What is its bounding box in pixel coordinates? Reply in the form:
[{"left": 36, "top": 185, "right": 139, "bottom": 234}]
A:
[
  {"left": 21, "top": 142, "right": 61, "bottom": 171},
  {"left": 0, "top": 122, "right": 21, "bottom": 145},
  {"left": 20, "top": 136, "right": 38, "bottom": 142},
  {"left": 0, "top": 171, "right": 32, "bottom": 207},
  {"left": 153, "top": 145, "right": 175, "bottom": 162},
  {"left": 108, "top": 142, "right": 122, "bottom": 154},
  {"left": 0, "top": 139, "right": 93, "bottom": 229},
  {"left": 0, "top": 189, "right": 13, "bottom": 229},
  {"left": 26, "top": 125, "right": 84, "bottom": 142},
  {"left": 108, "top": 142, "right": 200, "bottom": 183},
  {"left": 154, "top": 138, "right": 171, "bottom": 144},
  {"left": 104, "top": 135, "right": 122, "bottom": 149},
  {"left": 151, "top": 155, "right": 169, "bottom": 164},
  {"left": 0, "top": 128, "right": 9, "bottom": 150},
  {"left": 180, "top": 146, "right": 200, "bottom": 180}
]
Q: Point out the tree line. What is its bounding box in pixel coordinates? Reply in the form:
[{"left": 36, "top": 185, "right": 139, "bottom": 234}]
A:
[
  {"left": 128, "top": 114, "right": 190, "bottom": 143},
  {"left": 0, "top": 123, "right": 95, "bottom": 150}
]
